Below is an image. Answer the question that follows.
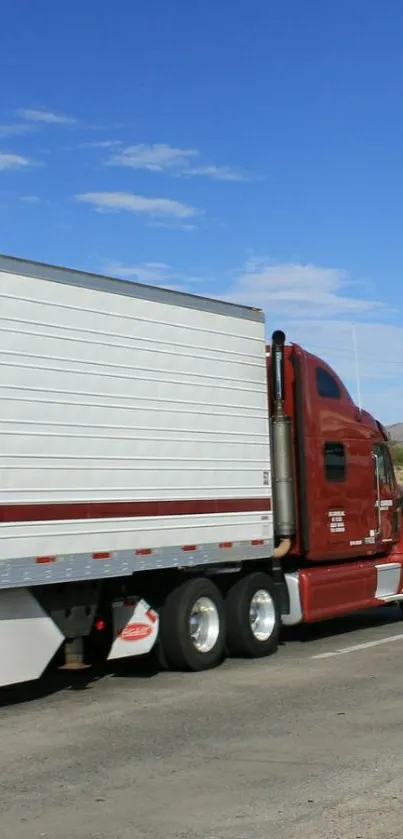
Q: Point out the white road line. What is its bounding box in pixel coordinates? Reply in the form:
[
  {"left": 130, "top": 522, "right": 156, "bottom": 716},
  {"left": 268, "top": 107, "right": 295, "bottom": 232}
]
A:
[{"left": 312, "top": 632, "right": 403, "bottom": 660}]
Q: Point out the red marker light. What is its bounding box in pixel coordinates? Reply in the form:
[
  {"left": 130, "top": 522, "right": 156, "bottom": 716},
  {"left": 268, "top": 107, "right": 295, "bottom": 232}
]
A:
[{"left": 95, "top": 619, "right": 106, "bottom": 631}]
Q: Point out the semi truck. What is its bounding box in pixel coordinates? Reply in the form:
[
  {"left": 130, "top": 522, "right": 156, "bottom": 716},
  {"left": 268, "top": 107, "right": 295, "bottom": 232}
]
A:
[{"left": 0, "top": 253, "right": 402, "bottom": 688}]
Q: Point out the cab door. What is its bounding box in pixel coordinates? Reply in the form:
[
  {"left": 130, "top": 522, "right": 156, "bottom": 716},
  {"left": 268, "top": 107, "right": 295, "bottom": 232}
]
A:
[{"left": 372, "top": 443, "right": 399, "bottom": 545}]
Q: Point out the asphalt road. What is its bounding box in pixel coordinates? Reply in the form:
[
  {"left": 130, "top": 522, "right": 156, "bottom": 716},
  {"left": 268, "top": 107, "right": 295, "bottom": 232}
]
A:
[{"left": 2, "top": 606, "right": 403, "bottom": 839}]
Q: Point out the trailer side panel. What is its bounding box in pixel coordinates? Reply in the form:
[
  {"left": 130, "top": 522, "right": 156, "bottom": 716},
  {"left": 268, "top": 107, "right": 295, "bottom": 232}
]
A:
[{"left": 0, "top": 259, "right": 273, "bottom": 578}]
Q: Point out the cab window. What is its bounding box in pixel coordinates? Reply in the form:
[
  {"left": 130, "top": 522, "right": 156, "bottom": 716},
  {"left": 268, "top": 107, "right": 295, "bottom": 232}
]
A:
[
  {"left": 316, "top": 368, "right": 341, "bottom": 400},
  {"left": 373, "top": 443, "right": 396, "bottom": 490},
  {"left": 324, "top": 442, "right": 346, "bottom": 482}
]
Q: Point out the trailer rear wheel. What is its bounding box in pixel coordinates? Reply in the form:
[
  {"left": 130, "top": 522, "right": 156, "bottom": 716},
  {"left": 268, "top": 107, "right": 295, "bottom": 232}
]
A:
[
  {"left": 225, "top": 572, "right": 280, "bottom": 658},
  {"left": 159, "top": 577, "right": 226, "bottom": 671}
]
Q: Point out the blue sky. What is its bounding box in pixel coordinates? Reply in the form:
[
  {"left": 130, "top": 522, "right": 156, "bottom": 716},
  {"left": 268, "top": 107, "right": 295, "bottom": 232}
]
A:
[{"left": 1, "top": 0, "right": 403, "bottom": 424}]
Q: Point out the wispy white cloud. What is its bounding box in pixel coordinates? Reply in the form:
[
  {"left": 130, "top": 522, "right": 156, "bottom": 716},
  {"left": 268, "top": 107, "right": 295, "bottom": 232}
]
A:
[
  {"left": 105, "top": 261, "right": 172, "bottom": 283},
  {"left": 108, "top": 143, "right": 252, "bottom": 181},
  {"left": 186, "top": 164, "right": 249, "bottom": 181},
  {"left": 61, "top": 139, "right": 122, "bottom": 153},
  {"left": 0, "top": 123, "right": 34, "bottom": 138},
  {"left": 17, "top": 108, "right": 78, "bottom": 125},
  {"left": 104, "top": 260, "right": 204, "bottom": 292},
  {"left": 149, "top": 219, "right": 198, "bottom": 231},
  {"left": 78, "top": 140, "right": 122, "bottom": 149},
  {"left": 0, "top": 153, "right": 31, "bottom": 171},
  {"left": 109, "top": 143, "right": 197, "bottom": 172},
  {"left": 20, "top": 194, "right": 41, "bottom": 204},
  {"left": 76, "top": 190, "right": 199, "bottom": 220},
  {"left": 227, "top": 259, "right": 385, "bottom": 318}
]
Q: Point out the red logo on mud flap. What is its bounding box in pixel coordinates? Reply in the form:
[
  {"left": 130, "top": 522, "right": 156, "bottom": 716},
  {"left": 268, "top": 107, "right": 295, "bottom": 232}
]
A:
[{"left": 119, "top": 622, "right": 152, "bottom": 641}]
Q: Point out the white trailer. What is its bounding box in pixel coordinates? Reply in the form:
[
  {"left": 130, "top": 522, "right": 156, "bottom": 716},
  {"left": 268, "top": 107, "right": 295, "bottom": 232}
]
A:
[{"left": 0, "top": 254, "right": 284, "bottom": 687}]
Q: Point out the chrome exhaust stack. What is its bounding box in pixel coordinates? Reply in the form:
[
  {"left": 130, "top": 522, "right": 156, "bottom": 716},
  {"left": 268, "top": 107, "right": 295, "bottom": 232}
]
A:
[{"left": 270, "top": 331, "right": 296, "bottom": 552}]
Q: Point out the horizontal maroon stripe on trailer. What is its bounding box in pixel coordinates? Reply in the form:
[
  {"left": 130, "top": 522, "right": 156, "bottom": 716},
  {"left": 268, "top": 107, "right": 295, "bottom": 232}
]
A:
[{"left": 0, "top": 497, "right": 272, "bottom": 524}]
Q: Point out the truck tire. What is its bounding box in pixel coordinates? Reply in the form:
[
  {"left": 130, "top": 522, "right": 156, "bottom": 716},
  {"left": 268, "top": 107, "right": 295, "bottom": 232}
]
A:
[
  {"left": 225, "top": 572, "right": 280, "bottom": 658},
  {"left": 158, "top": 577, "right": 226, "bottom": 671}
]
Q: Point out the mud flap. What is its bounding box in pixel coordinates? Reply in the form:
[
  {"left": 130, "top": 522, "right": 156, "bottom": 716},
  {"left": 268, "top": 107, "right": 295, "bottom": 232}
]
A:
[{"left": 107, "top": 598, "right": 159, "bottom": 660}]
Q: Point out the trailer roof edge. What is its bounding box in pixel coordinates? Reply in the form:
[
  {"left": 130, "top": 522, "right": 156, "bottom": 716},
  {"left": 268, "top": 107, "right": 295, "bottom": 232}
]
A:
[{"left": 0, "top": 253, "right": 265, "bottom": 323}]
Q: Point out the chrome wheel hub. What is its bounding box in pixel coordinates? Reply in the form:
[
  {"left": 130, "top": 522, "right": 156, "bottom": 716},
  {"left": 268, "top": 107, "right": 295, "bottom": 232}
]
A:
[
  {"left": 189, "top": 597, "right": 220, "bottom": 653},
  {"left": 249, "top": 589, "right": 276, "bottom": 641}
]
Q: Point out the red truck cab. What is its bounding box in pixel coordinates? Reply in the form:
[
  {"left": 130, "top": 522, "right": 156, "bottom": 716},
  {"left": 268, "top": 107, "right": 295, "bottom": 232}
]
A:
[
  {"left": 281, "top": 342, "right": 402, "bottom": 563},
  {"left": 267, "top": 333, "right": 403, "bottom": 625}
]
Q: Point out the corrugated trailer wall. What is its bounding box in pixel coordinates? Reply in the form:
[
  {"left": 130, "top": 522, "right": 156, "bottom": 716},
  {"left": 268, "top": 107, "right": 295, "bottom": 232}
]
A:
[{"left": 0, "top": 256, "right": 273, "bottom": 577}]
